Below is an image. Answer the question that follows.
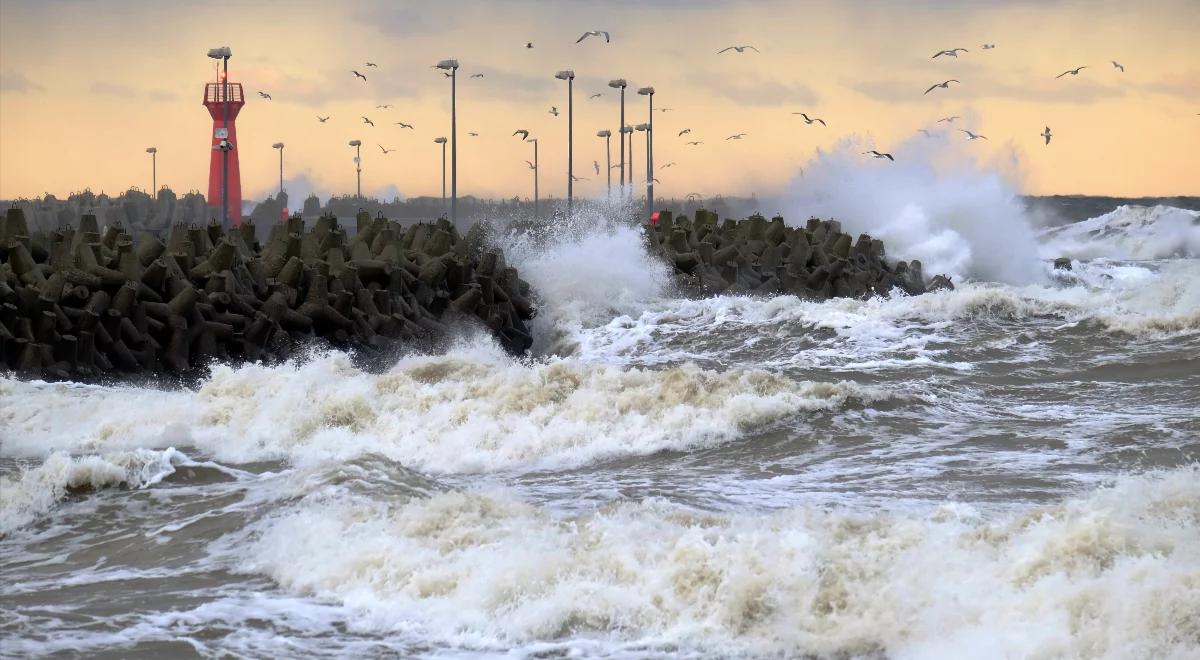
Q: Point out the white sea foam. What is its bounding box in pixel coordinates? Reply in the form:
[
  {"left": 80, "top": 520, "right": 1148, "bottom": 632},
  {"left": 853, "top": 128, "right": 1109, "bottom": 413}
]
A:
[
  {"left": 0, "top": 346, "right": 881, "bottom": 471},
  {"left": 1042, "top": 205, "right": 1200, "bottom": 261},
  {"left": 0, "top": 448, "right": 186, "bottom": 536},
  {"left": 245, "top": 467, "right": 1200, "bottom": 658},
  {"left": 782, "top": 137, "right": 1045, "bottom": 285}
]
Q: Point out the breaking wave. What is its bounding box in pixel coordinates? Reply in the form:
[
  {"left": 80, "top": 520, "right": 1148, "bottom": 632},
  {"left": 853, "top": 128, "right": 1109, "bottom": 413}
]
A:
[
  {"left": 1041, "top": 205, "right": 1200, "bottom": 261},
  {"left": 244, "top": 467, "right": 1200, "bottom": 658}
]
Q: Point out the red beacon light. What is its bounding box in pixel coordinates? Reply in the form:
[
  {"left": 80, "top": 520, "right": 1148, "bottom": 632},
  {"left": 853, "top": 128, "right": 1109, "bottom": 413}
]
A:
[{"left": 649, "top": 211, "right": 661, "bottom": 225}]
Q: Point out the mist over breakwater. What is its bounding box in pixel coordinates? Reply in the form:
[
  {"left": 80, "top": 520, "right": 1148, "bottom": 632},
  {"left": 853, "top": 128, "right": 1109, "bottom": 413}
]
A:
[{"left": 3, "top": 193, "right": 1199, "bottom": 658}]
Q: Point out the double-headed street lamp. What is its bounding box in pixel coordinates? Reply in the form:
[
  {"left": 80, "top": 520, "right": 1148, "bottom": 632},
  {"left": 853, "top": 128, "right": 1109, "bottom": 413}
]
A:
[
  {"left": 637, "top": 86, "right": 655, "bottom": 219},
  {"left": 271, "top": 142, "right": 284, "bottom": 197},
  {"left": 145, "top": 147, "right": 157, "bottom": 195},
  {"left": 206, "top": 46, "right": 232, "bottom": 226},
  {"left": 555, "top": 70, "right": 575, "bottom": 214},
  {"left": 433, "top": 136, "right": 448, "bottom": 216},
  {"left": 435, "top": 59, "right": 459, "bottom": 222},
  {"left": 608, "top": 79, "right": 627, "bottom": 198},
  {"left": 596, "top": 130, "right": 612, "bottom": 198},
  {"left": 348, "top": 140, "right": 362, "bottom": 198}
]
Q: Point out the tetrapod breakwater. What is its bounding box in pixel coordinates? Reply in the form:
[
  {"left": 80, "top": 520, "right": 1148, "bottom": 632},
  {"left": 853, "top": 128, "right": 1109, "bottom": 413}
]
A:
[
  {"left": 0, "top": 208, "right": 534, "bottom": 383},
  {"left": 647, "top": 210, "right": 953, "bottom": 298}
]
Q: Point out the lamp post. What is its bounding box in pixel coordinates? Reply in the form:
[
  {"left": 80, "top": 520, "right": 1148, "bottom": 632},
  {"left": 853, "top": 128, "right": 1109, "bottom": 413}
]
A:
[
  {"left": 271, "top": 142, "right": 284, "bottom": 197},
  {"left": 595, "top": 130, "right": 611, "bottom": 198},
  {"left": 433, "top": 136, "right": 447, "bottom": 216},
  {"left": 637, "top": 87, "right": 655, "bottom": 219},
  {"left": 622, "top": 125, "right": 634, "bottom": 190},
  {"left": 206, "top": 46, "right": 232, "bottom": 226},
  {"left": 348, "top": 140, "right": 362, "bottom": 198},
  {"left": 608, "top": 79, "right": 627, "bottom": 199},
  {"left": 145, "top": 147, "right": 157, "bottom": 195},
  {"left": 636, "top": 123, "right": 650, "bottom": 214},
  {"left": 435, "top": 59, "right": 459, "bottom": 222},
  {"left": 555, "top": 70, "right": 575, "bottom": 214}
]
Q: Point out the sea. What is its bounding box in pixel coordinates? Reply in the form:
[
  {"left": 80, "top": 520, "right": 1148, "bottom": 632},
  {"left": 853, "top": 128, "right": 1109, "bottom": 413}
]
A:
[{"left": 2, "top": 196, "right": 1198, "bottom": 658}]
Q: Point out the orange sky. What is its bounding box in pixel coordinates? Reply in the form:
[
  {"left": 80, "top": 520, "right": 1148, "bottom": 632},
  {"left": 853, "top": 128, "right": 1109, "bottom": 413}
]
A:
[{"left": 1, "top": 0, "right": 1197, "bottom": 202}]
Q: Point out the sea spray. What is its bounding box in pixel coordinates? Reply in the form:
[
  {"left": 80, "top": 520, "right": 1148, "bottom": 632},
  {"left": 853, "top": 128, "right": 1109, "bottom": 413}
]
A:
[
  {"left": 500, "top": 204, "right": 671, "bottom": 355},
  {"left": 782, "top": 136, "right": 1044, "bottom": 285}
]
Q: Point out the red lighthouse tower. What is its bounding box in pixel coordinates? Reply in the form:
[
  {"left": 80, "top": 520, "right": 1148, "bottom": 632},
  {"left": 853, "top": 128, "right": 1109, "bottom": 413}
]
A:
[{"left": 203, "top": 61, "right": 245, "bottom": 225}]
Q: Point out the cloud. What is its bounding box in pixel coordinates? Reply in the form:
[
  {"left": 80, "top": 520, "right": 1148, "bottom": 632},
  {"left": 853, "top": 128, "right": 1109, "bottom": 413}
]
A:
[
  {"left": 147, "top": 90, "right": 177, "bottom": 102},
  {"left": 685, "top": 72, "right": 819, "bottom": 107},
  {"left": 457, "top": 66, "right": 555, "bottom": 103},
  {"left": 0, "top": 69, "right": 45, "bottom": 93},
  {"left": 1134, "top": 69, "right": 1200, "bottom": 99}
]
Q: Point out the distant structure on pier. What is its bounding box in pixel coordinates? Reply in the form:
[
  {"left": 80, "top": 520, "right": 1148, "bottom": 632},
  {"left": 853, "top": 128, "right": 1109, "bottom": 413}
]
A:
[{"left": 203, "top": 72, "right": 244, "bottom": 225}]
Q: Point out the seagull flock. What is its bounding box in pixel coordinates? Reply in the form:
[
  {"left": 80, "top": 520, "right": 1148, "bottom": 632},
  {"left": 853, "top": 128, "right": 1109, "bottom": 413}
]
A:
[{"left": 244, "top": 31, "right": 1139, "bottom": 200}]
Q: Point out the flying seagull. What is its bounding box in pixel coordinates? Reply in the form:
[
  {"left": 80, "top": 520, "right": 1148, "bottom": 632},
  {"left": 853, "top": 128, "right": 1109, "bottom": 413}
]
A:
[
  {"left": 687, "top": 141, "right": 704, "bottom": 145},
  {"left": 726, "top": 133, "right": 746, "bottom": 140},
  {"left": 468, "top": 131, "right": 479, "bottom": 137},
  {"left": 863, "top": 150, "right": 894, "bottom": 161},
  {"left": 577, "top": 30, "right": 611, "bottom": 43},
  {"left": 982, "top": 44, "right": 996, "bottom": 50},
  {"left": 258, "top": 91, "right": 272, "bottom": 100},
  {"left": 524, "top": 42, "right": 534, "bottom": 49},
  {"left": 658, "top": 108, "right": 673, "bottom": 113},
  {"left": 1112, "top": 61, "right": 1125, "bottom": 72},
  {"left": 366, "top": 62, "right": 378, "bottom": 67},
  {"left": 470, "top": 73, "right": 484, "bottom": 78},
  {"left": 395, "top": 122, "right": 414, "bottom": 129},
  {"left": 548, "top": 106, "right": 560, "bottom": 116},
  {"left": 570, "top": 174, "right": 589, "bottom": 181},
  {"left": 362, "top": 116, "right": 375, "bottom": 126},
  {"left": 718, "top": 45, "right": 760, "bottom": 54},
  {"left": 924, "top": 79, "right": 960, "bottom": 94},
  {"left": 932, "top": 48, "right": 969, "bottom": 58},
  {"left": 376, "top": 104, "right": 392, "bottom": 109},
  {"left": 793, "top": 112, "right": 826, "bottom": 126},
  {"left": 513, "top": 129, "right": 530, "bottom": 139},
  {"left": 1041, "top": 126, "right": 1052, "bottom": 145},
  {"left": 317, "top": 116, "right": 330, "bottom": 123},
  {"left": 678, "top": 128, "right": 691, "bottom": 136},
  {"left": 960, "top": 129, "right": 988, "bottom": 140},
  {"left": 352, "top": 70, "right": 367, "bottom": 81},
  {"left": 378, "top": 144, "right": 395, "bottom": 154},
  {"left": 937, "top": 116, "right": 961, "bottom": 124},
  {"left": 661, "top": 162, "right": 677, "bottom": 168},
  {"left": 593, "top": 160, "right": 600, "bottom": 175},
  {"left": 589, "top": 93, "right": 603, "bottom": 99},
  {"left": 1056, "top": 66, "right": 1087, "bottom": 78},
  {"left": 525, "top": 160, "right": 535, "bottom": 170}
]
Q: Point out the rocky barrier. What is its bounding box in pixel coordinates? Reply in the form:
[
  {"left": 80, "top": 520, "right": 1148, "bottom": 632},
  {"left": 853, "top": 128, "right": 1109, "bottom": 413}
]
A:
[
  {"left": 0, "top": 209, "right": 533, "bottom": 383},
  {"left": 648, "top": 211, "right": 953, "bottom": 298}
]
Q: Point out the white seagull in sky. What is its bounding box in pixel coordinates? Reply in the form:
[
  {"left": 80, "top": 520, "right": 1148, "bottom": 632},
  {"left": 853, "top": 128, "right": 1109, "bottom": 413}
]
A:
[
  {"left": 924, "top": 79, "right": 960, "bottom": 94},
  {"left": 863, "top": 150, "right": 894, "bottom": 161},
  {"left": 718, "top": 45, "right": 759, "bottom": 54},
  {"left": 932, "top": 48, "right": 969, "bottom": 58},
  {"left": 1041, "top": 126, "right": 1052, "bottom": 145},
  {"left": 960, "top": 129, "right": 988, "bottom": 140},
  {"left": 1056, "top": 66, "right": 1088, "bottom": 78},
  {"left": 577, "top": 30, "right": 611, "bottom": 43}
]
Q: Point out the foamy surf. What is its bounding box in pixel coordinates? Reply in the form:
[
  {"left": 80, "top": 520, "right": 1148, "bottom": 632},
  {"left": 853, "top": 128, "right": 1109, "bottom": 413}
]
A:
[
  {"left": 242, "top": 467, "right": 1200, "bottom": 659},
  {"left": 1, "top": 346, "right": 884, "bottom": 473}
]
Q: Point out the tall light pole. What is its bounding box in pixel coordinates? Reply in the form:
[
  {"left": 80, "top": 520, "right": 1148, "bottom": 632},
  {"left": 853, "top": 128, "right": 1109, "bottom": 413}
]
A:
[
  {"left": 348, "top": 140, "right": 362, "bottom": 198},
  {"left": 434, "top": 136, "right": 447, "bottom": 216},
  {"left": 596, "top": 130, "right": 611, "bottom": 198},
  {"left": 608, "top": 79, "right": 627, "bottom": 199},
  {"left": 555, "top": 70, "right": 575, "bottom": 214},
  {"left": 637, "top": 87, "right": 655, "bottom": 220},
  {"left": 622, "top": 125, "right": 634, "bottom": 190},
  {"left": 145, "top": 147, "right": 157, "bottom": 195},
  {"left": 636, "top": 123, "right": 650, "bottom": 214},
  {"left": 207, "top": 46, "right": 232, "bottom": 226},
  {"left": 436, "top": 59, "right": 459, "bottom": 222},
  {"left": 271, "top": 142, "right": 284, "bottom": 197}
]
